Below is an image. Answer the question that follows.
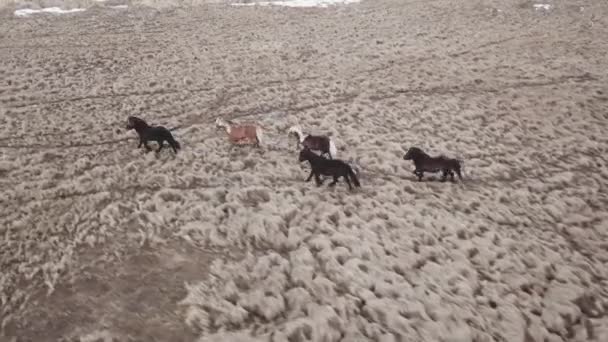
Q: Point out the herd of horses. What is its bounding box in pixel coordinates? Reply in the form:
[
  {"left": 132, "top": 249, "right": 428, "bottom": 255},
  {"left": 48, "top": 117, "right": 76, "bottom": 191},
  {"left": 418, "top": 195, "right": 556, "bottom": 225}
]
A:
[{"left": 126, "top": 116, "right": 464, "bottom": 191}]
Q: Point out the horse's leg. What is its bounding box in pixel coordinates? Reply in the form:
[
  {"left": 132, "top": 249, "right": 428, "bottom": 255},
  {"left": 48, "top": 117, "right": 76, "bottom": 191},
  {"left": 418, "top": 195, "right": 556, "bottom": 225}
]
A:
[
  {"left": 440, "top": 170, "right": 448, "bottom": 182},
  {"left": 143, "top": 140, "right": 152, "bottom": 152},
  {"left": 156, "top": 139, "right": 164, "bottom": 153},
  {"left": 314, "top": 173, "right": 323, "bottom": 186},
  {"left": 328, "top": 175, "right": 338, "bottom": 187},
  {"left": 344, "top": 174, "right": 353, "bottom": 190},
  {"left": 138, "top": 138, "right": 143, "bottom": 148},
  {"left": 305, "top": 170, "right": 314, "bottom": 182},
  {"left": 415, "top": 170, "right": 424, "bottom": 181},
  {"left": 449, "top": 170, "right": 456, "bottom": 182}
]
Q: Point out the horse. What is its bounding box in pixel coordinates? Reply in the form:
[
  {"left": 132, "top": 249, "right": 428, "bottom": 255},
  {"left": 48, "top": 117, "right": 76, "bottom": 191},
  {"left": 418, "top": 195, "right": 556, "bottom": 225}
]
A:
[
  {"left": 126, "top": 116, "right": 181, "bottom": 154},
  {"left": 288, "top": 125, "right": 337, "bottom": 159},
  {"left": 215, "top": 118, "right": 263, "bottom": 147},
  {"left": 298, "top": 148, "right": 360, "bottom": 191},
  {"left": 403, "top": 147, "right": 463, "bottom": 182}
]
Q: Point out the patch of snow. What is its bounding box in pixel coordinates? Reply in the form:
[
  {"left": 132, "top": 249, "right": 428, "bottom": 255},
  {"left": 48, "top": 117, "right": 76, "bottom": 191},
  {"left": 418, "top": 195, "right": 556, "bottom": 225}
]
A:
[
  {"left": 14, "top": 7, "right": 86, "bottom": 17},
  {"left": 533, "top": 4, "right": 552, "bottom": 11},
  {"left": 232, "top": 0, "right": 360, "bottom": 8},
  {"left": 110, "top": 5, "right": 128, "bottom": 9}
]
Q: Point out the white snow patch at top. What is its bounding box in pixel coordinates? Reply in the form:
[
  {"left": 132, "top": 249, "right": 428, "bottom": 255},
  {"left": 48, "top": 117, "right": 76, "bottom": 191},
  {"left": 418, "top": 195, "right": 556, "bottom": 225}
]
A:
[
  {"left": 110, "top": 5, "right": 128, "bottom": 9},
  {"left": 14, "top": 7, "right": 86, "bottom": 17},
  {"left": 232, "top": 0, "right": 360, "bottom": 8},
  {"left": 533, "top": 4, "right": 552, "bottom": 10}
]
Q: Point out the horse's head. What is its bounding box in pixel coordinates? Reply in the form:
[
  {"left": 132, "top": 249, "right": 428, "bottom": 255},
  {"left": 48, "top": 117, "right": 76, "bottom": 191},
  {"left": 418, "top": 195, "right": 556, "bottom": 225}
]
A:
[
  {"left": 287, "top": 125, "right": 301, "bottom": 136},
  {"left": 126, "top": 116, "right": 141, "bottom": 130},
  {"left": 215, "top": 117, "right": 229, "bottom": 129},
  {"left": 288, "top": 125, "right": 305, "bottom": 144},
  {"left": 298, "top": 148, "right": 313, "bottom": 162},
  {"left": 404, "top": 147, "right": 423, "bottom": 160}
]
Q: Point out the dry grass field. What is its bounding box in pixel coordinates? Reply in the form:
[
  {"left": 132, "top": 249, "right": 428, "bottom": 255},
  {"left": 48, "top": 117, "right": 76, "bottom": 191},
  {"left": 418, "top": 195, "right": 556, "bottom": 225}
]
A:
[{"left": 1, "top": 0, "right": 607, "bottom": 341}]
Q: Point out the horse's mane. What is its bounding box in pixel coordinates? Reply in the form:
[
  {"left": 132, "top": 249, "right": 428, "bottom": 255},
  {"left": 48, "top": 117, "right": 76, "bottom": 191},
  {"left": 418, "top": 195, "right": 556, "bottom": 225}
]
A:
[
  {"left": 410, "top": 147, "right": 427, "bottom": 156},
  {"left": 288, "top": 125, "right": 307, "bottom": 141},
  {"left": 127, "top": 116, "right": 149, "bottom": 128},
  {"left": 288, "top": 125, "right": 302, "bottom": 133}
]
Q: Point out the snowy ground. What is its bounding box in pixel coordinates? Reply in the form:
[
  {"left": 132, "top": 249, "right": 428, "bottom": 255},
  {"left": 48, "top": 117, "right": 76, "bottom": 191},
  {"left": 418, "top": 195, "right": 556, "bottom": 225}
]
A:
[{"left": 1, "top": 0, "right": 608, "bottom": 341}]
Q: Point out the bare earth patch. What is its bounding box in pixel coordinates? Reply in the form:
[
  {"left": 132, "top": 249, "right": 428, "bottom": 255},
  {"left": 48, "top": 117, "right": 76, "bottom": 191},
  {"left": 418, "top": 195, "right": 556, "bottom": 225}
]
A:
[{"left": 4, "top": 240, "right": 216, "bottom": 341}]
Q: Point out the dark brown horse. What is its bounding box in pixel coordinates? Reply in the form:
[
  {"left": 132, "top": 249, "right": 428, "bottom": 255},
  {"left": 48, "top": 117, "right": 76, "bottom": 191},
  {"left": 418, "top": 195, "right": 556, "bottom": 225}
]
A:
[
  {"left": 403, "top": 147, "right": 463, "bottom": 182},
  {"left": 298, "top": 148, "right": 360, "bottom": 190},
  {"left": 288, "top": 125, "right": 337, "bottom": 159},
  {"left": 126, "top": 116, "right": 181, "bottom": 154}
]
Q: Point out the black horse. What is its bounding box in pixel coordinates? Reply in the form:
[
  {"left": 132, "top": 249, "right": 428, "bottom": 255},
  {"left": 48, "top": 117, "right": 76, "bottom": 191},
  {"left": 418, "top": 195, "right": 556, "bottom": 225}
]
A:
[
  {"left": 403, "top": 147, "right": 463, "bottom": 182},
  {"left": 126, "top": 116, "right": 181, "bottom": 154},
  {"left": 298, "top": 148, "right": 360, "bottom": 190}
]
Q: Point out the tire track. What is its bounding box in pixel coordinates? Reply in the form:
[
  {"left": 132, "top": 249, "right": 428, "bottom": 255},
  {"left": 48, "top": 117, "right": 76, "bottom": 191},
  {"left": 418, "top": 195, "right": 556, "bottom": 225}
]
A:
[
  {"left": 2, "top": 87, "right": 215, "bottom": 109},
  {"left": 0, "top": 32, "right": 531, "bottom": 111},
  {"left": 0, "top": 137, "right": 133, "bottom": 149},
  {"left": 0, "top": 128, "right": 98, "bottom": 143},
  {"left": 390, "top": 73, "right": 598, "bottom": 97},
  {"left": 1, "top": 73, "right": 598, "bottom": 150},
  {"left": 1, "top": 75, "right": 321, "bottom": 110}
]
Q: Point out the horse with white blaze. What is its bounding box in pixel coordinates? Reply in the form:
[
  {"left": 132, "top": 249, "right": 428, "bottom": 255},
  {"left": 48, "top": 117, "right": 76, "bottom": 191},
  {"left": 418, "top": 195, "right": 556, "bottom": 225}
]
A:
[{"left": 287, "top": 125, "right": 337, "bottom": 159}]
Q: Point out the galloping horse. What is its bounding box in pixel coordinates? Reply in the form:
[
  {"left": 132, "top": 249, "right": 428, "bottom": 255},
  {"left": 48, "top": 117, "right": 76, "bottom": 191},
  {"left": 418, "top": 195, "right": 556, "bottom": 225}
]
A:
[
  {"left": 403, "top": 147, "right": 463, "bottom": 182},
  {"left": 126, "top": 116, "right": 181, "bottom": 154}
]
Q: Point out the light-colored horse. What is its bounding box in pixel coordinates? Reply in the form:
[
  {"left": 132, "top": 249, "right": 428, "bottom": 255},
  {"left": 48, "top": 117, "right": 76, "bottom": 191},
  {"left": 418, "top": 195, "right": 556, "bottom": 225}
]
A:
[{"left": 215, "top": 118, "right": 264, "bottom": 147}]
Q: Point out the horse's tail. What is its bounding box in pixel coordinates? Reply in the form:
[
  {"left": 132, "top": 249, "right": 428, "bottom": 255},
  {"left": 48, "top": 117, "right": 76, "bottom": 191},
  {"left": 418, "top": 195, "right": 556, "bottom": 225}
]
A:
[
  {"left": 255, "top": 125, "right": 264, "bottom": 147},
  {"left": 329, "top": 138, "right": 338, "bottom": 159},
  {"left": 347, "top": 166, "right": 361, "bottom": 187}
]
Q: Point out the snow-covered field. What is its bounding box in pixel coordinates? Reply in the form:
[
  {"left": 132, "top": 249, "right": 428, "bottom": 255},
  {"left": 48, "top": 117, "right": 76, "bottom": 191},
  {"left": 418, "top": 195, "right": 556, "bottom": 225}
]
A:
[
  {"left": 231, "top": 0, "right": 360, "bottom": 8},
  {"left": 1, "top": 0, "right": 607, "bottom": 341}
]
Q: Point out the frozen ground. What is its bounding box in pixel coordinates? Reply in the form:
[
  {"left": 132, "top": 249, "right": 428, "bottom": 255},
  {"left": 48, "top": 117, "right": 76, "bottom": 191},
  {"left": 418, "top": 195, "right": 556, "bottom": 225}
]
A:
[
  {"left": 1, "top": 0, "right": 608, "bottom": 341},
  {"left": 231, "top": 0, "right": 360, "bottom": 8}
]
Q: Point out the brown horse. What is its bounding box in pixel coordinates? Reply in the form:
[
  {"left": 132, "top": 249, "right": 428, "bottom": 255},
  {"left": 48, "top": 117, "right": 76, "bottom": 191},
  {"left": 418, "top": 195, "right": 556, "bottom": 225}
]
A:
[
  {"left": 288, "top": 125, "right": 337, "bottom": 159},
  {"left": 403, "top": 147, "right": 463, "bottom": 182},
  {"left": 126, "top": 116, "right": 181, "bottom": 154}
]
